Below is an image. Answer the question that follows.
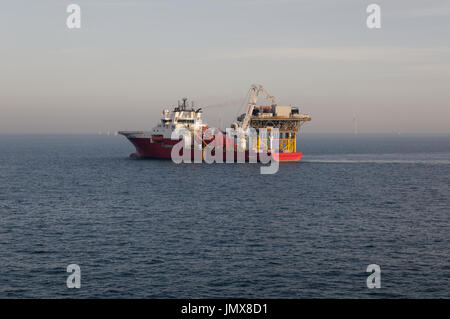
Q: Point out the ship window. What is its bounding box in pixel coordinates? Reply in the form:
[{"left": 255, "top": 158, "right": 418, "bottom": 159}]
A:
[{"left": 178, "top": 119, "right": 195, "bottom": 124}]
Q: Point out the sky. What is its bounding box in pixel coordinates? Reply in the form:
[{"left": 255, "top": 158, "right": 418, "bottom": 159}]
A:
[{"left": 0, "top": 0, "right": 449, "bottom": 134}]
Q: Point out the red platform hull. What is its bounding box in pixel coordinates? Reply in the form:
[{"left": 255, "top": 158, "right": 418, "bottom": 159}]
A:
[{"left": 126, "top": 137, "right": 302, "bottom": 162}]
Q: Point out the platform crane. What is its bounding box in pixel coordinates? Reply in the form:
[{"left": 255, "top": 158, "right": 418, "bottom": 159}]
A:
[{"left": 240, "top": 84, "right": 276, "bottom": 131}]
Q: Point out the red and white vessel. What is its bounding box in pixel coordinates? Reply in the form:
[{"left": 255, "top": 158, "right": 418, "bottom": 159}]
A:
[
  {"left": 119, "top": 85, "right": 311, "bottom": 162},
  {"left": 119, "top": 98, "right": 209, "bottom": 160}
]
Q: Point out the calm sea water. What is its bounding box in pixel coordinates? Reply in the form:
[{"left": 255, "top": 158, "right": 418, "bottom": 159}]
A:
[{"left": 0, "top": 134, "right": 449, "bottom": 298}]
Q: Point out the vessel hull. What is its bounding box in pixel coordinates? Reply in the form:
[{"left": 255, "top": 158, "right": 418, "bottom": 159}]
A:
[{"left": 124, "top": 137, "right": 302, "bottom": 162}]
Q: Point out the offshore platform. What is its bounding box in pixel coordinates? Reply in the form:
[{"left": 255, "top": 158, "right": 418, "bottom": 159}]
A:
[{"left": 232, "top": 84, "right": 311, "bottom": 160}]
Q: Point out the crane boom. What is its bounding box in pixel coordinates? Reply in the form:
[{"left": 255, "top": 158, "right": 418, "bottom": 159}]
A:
[{"left": 241, "top": 84, "right": 276, "bottom": 130}]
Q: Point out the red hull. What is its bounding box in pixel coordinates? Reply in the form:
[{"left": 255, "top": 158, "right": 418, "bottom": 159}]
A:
[{"left": 126, "top": 137, "right": 302, "bottom": 162}]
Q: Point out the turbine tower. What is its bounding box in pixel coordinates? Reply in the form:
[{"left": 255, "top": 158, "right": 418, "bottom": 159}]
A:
[{"left": 353, "top": 113, "right": 358, "bottom": 135}]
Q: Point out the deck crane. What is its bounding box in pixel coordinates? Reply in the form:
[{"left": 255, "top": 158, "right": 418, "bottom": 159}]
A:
[{"left": 240, "top": 84, "right": 276, "bottom": 131}]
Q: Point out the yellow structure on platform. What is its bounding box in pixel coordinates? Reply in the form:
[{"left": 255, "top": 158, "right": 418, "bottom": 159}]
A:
[{"left": 256, "top": 134, "right": 297, "bottom": 153}]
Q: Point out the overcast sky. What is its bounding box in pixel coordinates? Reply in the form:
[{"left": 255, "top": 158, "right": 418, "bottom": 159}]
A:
[{"left": 1, "top": 0, "right": 449, "bottom": 133}]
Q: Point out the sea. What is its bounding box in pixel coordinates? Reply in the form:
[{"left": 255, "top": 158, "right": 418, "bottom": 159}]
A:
[{"left": 0, "top": 134, "right": 449, "bottom": 298}]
